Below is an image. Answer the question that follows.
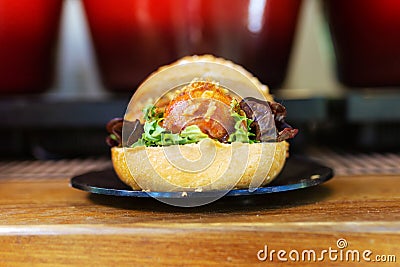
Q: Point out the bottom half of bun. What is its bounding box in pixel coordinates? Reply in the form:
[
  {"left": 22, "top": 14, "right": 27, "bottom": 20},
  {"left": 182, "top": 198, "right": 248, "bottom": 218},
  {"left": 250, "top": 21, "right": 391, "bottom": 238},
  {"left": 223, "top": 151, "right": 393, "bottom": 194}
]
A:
[{"left": 111, "top": 140, "right": 289, "bottom": 192}]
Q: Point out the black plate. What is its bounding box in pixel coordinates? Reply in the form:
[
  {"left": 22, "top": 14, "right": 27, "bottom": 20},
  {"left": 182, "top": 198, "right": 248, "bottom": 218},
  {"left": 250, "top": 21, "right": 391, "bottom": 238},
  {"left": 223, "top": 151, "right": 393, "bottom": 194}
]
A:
[{"left": 70, "top": 156, "right": 334, "bottom": 198}]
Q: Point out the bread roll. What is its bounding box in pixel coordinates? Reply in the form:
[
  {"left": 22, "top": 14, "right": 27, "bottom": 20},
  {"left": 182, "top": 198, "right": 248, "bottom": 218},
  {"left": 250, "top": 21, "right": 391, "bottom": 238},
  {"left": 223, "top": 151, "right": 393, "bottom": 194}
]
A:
[{"left": 112, "top": 140, "right": 288, "bottom": 191}]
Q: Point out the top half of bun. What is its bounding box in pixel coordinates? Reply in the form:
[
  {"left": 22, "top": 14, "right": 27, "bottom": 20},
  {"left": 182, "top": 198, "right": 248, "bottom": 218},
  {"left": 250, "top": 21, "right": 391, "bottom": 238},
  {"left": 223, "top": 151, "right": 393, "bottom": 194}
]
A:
[
  {"left": 158, "top": 55, "right": 274, "bottom": 101},
  {"left": 125, "top": 55, "right": 275, "bottom": 121}
]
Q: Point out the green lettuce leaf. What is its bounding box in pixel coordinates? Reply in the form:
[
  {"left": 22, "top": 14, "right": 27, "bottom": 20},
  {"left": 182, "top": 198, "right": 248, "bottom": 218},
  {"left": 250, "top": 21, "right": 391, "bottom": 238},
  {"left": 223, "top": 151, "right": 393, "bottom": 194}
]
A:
[
  {"left": 228, "top": 100, "right": 256, "bottom": 144},
  {"left": 132, "top": 113, "right": 209, "bottom": 147},
  {"left": 132, "top": 101, "right": 257, "bottom": 147}
]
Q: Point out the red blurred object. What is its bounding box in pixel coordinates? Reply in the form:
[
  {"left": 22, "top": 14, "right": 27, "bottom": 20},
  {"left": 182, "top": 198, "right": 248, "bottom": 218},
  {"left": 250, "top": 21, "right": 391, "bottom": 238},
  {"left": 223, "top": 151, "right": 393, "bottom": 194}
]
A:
[
  {"left": 0, "top": 0, "right": 63, "bottom": 94},
  {"left": 324, "top": 0, "right": 400, "bottom": 87},
  {"left": 83, "top": 0, "right": 302, "bottom": 93}
]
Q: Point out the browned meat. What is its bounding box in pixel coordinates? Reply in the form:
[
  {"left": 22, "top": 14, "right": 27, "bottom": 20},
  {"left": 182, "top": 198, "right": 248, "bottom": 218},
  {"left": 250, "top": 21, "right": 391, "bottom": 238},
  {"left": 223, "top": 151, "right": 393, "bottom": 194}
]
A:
[{"left": 162, "top": 81, "right": 236, "bottom": 142}]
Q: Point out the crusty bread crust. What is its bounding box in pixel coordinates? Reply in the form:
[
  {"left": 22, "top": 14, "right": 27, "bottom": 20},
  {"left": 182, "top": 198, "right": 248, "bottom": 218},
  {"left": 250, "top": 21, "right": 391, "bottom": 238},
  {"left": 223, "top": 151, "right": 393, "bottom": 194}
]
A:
[
  {"left": 111, "top": 140, "right": 288, "bottom": 191},
  {"left": 111, "top": 145, "right": 141, "bottom": 190}
]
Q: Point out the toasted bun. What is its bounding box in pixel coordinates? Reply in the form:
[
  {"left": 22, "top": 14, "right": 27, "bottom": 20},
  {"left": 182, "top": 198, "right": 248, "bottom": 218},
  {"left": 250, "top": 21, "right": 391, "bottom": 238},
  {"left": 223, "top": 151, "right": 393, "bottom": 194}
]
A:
[{"left": 111, "top": 140, "right": 288, "bottom": 191}]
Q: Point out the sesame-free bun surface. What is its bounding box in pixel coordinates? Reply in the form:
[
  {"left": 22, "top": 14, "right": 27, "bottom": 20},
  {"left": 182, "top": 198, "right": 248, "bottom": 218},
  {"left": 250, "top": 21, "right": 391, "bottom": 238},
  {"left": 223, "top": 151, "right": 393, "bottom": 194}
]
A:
[{"left": 111, "top": 140, "right": 288, "bottom": 192}]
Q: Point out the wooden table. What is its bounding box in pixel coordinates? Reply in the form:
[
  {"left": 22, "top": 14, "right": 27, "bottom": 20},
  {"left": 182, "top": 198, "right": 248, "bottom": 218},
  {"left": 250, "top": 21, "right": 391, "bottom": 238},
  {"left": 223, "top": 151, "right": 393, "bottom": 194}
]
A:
[{"left": 0, "top": 162, "right": 399, "bottom": 266}]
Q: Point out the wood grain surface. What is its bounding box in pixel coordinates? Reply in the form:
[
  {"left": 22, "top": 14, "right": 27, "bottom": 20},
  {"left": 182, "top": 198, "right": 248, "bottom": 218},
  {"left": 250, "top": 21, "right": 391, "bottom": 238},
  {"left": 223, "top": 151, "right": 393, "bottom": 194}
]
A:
[{"left": 0, "top": 174, "right": 399, "bottom": 266}]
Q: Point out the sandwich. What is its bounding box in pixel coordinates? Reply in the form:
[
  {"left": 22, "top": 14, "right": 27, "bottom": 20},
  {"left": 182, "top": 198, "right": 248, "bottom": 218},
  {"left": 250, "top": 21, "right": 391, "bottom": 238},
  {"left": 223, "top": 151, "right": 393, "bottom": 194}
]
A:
[{"left": 106, "top": 55, "right": 297, "bottom": 192}]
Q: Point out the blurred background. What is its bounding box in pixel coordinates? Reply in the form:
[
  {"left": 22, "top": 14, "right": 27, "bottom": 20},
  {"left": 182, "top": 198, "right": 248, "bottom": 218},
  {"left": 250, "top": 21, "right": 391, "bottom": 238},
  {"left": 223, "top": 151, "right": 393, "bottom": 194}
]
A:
[{"left": 1, "top": 0, "right": 400, "bottom": 160}]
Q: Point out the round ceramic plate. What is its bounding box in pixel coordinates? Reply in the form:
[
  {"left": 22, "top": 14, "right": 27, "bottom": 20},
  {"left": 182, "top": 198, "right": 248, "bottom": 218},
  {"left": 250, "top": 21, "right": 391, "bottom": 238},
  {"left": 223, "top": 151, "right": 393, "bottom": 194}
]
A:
[{"left": 70, "top": 156, "right": 334, "bottom": 198}]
